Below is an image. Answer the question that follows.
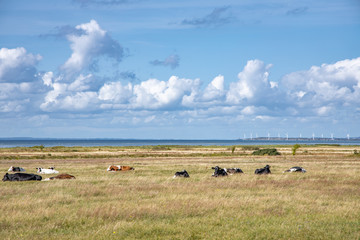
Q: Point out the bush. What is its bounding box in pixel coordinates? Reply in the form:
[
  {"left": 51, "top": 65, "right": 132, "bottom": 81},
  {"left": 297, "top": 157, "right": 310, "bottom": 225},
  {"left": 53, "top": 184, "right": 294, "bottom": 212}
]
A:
[
  {"left": 292, "top": 144, "right": 301, "bottom": 155},
  {"left": 252, "top": 148, "right": 280, "bottom": 156}
]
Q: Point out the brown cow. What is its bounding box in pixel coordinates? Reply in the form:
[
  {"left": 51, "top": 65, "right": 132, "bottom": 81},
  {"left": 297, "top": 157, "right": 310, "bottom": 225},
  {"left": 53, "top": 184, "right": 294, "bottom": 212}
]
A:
[
  {"left": 44, "top": 173, "right": 76, "bottom": 181},
  {"left": 107, "top": 165, "right": 134, "bottom": 171}
]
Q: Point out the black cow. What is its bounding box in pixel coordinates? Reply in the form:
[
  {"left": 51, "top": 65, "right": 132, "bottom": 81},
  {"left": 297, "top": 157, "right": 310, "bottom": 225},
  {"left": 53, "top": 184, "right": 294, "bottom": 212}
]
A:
[
  {"left": 212, "top": 166, "right": 228, "bottom": 177},
  {"left": 283, "top": 166, "right": 306, "bottom": 173},
  {"left": 2, "top": 173, "right": 42, "bottom": 181},
  {"left": 173, "top": 170, "right": 190, "bottom": 178},
  {"left": 254, "top": 165, "right": 271, "bottom": 174},
  {"left": 225, "top": 168, "right": 244, "bottom": 174}
]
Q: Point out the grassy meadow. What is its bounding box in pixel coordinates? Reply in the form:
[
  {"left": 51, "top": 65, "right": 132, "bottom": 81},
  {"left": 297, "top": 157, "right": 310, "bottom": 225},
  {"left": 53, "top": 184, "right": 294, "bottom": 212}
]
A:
[{"left": 0, "top": 145, "right": 360, "bottom": 240}]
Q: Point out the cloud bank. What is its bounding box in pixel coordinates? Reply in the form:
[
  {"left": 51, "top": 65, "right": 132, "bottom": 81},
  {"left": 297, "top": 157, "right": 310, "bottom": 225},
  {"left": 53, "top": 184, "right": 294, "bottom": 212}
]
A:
[{"left": 1, "top": 19, "right": 360, "bottom": 135}]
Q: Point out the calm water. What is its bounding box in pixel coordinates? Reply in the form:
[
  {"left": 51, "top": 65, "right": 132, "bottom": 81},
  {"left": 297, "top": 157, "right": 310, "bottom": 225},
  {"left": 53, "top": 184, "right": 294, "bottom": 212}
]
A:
[{"left": 0, "top": 139, "right": 359, "bottom": 148}]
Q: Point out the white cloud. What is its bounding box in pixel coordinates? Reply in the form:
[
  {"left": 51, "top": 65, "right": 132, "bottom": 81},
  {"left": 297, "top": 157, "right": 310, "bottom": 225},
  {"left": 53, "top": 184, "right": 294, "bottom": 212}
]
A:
[
  {"left": 282, "top": 57, "right": 360, "bottom": 107},
  {"left": 316, "top": 106, "right": 332, "bottom": 116},
  {"left": 226, "top": 59, "right": 273, "bottom": 104},
  {"left": 61, "top": 20, "right": 123, "bottom": 77},
  {"left": 202, "top": 75, "right": 225, "bottom": 101},
  {"left": 68, "top": 74, "right": 93, "bottom": 92},
  {"left": 0, "top": 47, "right": 42, "bottom": 83},
  {"left": 98, "top": 81, "right": 132, "bottom": 103},
  {"left": 241, "top": 106, "right": 256, "bottom": 115},
  {"left": 132, "top": 76, "right": 200, "bottom": 109}
]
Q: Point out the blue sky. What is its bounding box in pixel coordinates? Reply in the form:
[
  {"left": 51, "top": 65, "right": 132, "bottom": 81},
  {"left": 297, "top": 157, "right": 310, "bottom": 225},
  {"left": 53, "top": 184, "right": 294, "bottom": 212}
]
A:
[{"left": 1, "top": 0, "right": 360, "bottom": 139}]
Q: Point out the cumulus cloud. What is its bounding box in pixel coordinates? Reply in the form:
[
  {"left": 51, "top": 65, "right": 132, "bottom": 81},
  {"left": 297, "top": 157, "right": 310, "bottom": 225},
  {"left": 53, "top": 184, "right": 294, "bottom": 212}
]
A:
[
  {"left": 201, "top": 75, "right": 225, "bottom": 101},
  {"left": 132, "top": 76, "right": 200, "bottom": 109},
  {"left": 150, "top": 54, "right": 180, "bottom": 69},
  {"left": 61, "top": 20, "right": 123, "bottom": 77},
  {"left": 0, "top": 47, "right": 42, "bottom": 83},
  {"left": 282, "top": 57, "right": 360, "bottom": 109},
  {"left": 98, "top": 81, "right": 132, "bottom": 103},
  {"left": 2, "top": 17, "right": 360, "bottom": 135},
  {"left": 226, "top": 59, "right": 273, "bottom": 104},
  {"left": 182, "top": 6, "right": 233, "bottom": 27}
]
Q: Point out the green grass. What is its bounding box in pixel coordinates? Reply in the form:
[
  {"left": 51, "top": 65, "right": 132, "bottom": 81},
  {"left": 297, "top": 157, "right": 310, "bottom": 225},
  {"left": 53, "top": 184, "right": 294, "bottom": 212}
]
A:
[{"left": 0, "top": 145, "right": 360, "bottom": 239}]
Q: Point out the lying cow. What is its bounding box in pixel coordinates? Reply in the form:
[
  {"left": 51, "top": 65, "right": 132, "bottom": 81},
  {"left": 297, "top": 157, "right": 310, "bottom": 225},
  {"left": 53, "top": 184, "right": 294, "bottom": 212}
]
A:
[
  {"left": 8, "top": 166, "right": 25, "bottom": 172},
  {"left": 44, "top": 173, "right": 76, "bottom": 181},
  {"left": 212, "top": 166, "right": 228, "bottom": 177},
  {"left": 255, "top": 165, "right": 271, "bottom": 174},
  {"left": 107, "top": 165, "right": 134, "bottom": 171},
  {"left": 173, "top": 170, "right": 190, "bottom": 178},
  {"left": 283, "top": 166, "right": 306, "bottom": 173},
  {"left": 2, "top": 173, "right": 42, "bottom": 181},
  {"left": 36, "top": 167, "right": 59, "bottom": 174},
  {"left": 225, "top": 168, "right": 243, "bottom": 175}
]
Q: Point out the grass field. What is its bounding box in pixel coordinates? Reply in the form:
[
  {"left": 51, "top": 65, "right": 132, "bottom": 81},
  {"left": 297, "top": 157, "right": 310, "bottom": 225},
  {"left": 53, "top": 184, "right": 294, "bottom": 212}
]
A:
[{"left": 1, "top": 145, "right": 360, "bottom": 240}]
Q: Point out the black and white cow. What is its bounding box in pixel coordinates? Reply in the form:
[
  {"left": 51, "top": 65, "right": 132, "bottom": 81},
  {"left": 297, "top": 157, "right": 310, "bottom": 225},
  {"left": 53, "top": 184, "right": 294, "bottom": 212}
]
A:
[
  {"left": 254, "top": 165, "right": 271, "bottom": 174},
  {"left": 173, "top": 170, "right": 190, "bottom": 178},
  {"left": 36, "top": 167, "right": 59, "bottom": 174},
  {"left": 225, "top": 168, "right": 243, "bottom": 175},
  {"left": 7, "top": 166, "right": 25, "bottom": 172},
  {"left": 212, "top": 166, "right": 228, "bottom": 177},
  {"left": 2, "top": 173, "right": 42, "bottom": 181},
  {"left": 283, "top": 166, "right": 306, "bottom": 173}
]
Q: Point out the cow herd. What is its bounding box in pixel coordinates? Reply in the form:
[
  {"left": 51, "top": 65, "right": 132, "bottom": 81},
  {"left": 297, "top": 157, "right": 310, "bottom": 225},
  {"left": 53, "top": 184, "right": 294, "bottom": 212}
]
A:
[
  {"left": 3, "top": 166, "right": 75, "bottom": 182},
  {"left": 2, "top": 164, "right": 307, "bottom": 182},
  {"left": 174, "top": 165, "right": 306, "bottom": 178}
]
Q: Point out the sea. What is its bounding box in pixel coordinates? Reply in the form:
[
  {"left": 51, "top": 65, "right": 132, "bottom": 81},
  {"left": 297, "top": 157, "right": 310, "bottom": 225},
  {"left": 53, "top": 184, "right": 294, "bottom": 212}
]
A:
[{"left": 0, "top": 138, "right": 359, "bottom": 148}]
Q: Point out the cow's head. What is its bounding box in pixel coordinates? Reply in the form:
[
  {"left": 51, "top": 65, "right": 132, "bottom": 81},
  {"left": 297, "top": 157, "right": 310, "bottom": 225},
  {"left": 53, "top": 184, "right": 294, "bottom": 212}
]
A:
[
  {"left": 2, "top": 173, "right": 10, "bottom": 181},
  {"left": 265, "top": 165, "right": 270, "bottom": 169}
]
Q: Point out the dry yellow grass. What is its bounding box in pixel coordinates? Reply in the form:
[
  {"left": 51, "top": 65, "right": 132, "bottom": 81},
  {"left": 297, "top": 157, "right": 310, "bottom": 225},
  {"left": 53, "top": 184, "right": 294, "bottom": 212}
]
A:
[{"left": 0, "top": 145, "right": 359, "bottom": 239}]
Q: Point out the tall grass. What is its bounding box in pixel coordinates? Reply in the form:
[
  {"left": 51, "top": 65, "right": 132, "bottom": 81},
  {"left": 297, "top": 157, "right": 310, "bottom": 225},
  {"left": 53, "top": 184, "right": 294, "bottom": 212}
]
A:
[{"left": 0, "top": 145, "right": 359, "bottom": 239}]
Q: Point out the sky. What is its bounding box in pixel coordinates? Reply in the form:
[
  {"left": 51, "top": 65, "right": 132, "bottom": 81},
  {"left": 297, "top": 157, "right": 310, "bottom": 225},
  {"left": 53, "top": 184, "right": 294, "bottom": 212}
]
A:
[{"left": 0, "top": 0, "right": 360, "bottom": 139}]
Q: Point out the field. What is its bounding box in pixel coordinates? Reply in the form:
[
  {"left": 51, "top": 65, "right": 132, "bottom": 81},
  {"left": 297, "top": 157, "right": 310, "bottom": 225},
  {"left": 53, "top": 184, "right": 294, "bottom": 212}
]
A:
[{"left": 1, "top": 145, "right": 360, "bottom": 240}]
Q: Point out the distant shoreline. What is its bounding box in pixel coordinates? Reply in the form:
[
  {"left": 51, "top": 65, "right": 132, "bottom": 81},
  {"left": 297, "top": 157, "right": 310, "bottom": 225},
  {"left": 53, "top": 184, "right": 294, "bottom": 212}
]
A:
[{"left": 0, "top": 138, "right": 359, "bottom": 148}]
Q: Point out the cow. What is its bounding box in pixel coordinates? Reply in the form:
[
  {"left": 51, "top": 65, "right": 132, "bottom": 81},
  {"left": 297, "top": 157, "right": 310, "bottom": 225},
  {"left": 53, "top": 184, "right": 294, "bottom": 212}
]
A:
[
  {"left": 255, "top": 165, "right": 271, "bottom": 174},
  {"left": 283, "top": 166, "right": 306, "bottom": 173},
  {"left": 44, "top": 173, "right": 76, "bottom": 181},
  {"left": 2, "top": 173, "right": 42, "bottom": 181},
  {"left": 211, "top": 166, "right": 228, "bottom": 177},
  {"left": 173, "top": 170, "right": 190, "bottom": 178},
  {"left": 7, "top": 166, "right": 25, "bottom": 172},
  {"left": 36, "top": 167, "right": 59, "bottom": 174},
  {"left": 107, "top": 165, "right": 134, "bottom": 171},
  {"left": 224, "top": 168, "right": 243, "bottom": 175}
]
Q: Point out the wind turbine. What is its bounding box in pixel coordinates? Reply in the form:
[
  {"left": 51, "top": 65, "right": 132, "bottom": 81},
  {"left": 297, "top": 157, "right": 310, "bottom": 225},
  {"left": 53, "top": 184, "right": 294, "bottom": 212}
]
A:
[
  {"left": 267, "top": 132, "right": 270, "bottom": 140},
  {"left": 331, "top": 133, "right": 334, "bottom": 140},
  {"left": 312, "top": 133, "right": 315, "bottom": 141},
  {"left": 347, "top": 133, "right": 350, "bottom": 140}
]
